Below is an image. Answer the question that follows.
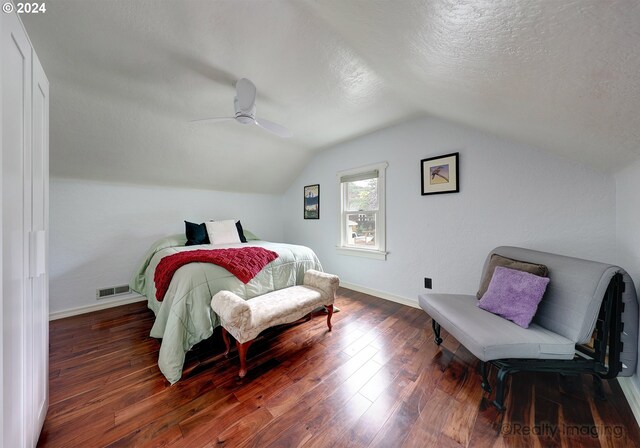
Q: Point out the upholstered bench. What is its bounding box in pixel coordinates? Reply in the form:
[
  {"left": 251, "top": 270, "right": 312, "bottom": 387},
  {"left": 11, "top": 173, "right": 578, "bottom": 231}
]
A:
[{"left": 211, "top": 269, "right": 339, "bottom": 378}]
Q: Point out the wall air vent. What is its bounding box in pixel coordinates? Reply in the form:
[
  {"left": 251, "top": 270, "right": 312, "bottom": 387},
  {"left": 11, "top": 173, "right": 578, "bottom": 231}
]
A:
[
  {"left": 114, "top": 285, "right": 130, "bottom": 295},
  {"left": 96, "top": 285, "right": 130, "bottom": 299}
]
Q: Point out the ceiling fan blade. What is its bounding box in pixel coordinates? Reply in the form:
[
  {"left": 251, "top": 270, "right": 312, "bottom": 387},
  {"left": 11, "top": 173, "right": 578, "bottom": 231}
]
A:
[
  {"left": 236, "top": 78, "right": 257, "bottom": 111},
  {"left": 255, "top": 117, "right": 293, "bottom": 138},
  {"left": 189, "top": 117, "right": 235, "bottom": 124}
]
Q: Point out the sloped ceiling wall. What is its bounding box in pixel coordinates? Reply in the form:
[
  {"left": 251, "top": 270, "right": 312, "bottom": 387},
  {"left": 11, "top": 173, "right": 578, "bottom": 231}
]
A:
[{"left": 22, "top": 0, "right": 640, "bottom": 194}]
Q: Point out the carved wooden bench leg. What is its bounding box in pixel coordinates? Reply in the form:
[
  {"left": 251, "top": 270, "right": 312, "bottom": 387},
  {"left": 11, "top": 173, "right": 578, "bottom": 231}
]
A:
[
  {"left": 236, "top": 339, "right": 254, "bottom": 378},
  {"left": 221, "top": 327, "right": 231, "bottom": 357},
  {"left": 326, "top": 304, "right": 333, "bottom": 331}
]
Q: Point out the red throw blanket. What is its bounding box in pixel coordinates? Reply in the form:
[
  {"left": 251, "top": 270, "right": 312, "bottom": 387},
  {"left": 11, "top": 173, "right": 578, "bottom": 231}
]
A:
[{"left": 154, "top": 247, "right": 279, "bottom": 301}]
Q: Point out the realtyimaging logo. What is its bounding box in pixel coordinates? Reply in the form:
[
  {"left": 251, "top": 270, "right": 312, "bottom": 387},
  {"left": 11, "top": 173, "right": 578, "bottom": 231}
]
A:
[{"left": 500, "top": 422, "right": 625, "bottom": 439}]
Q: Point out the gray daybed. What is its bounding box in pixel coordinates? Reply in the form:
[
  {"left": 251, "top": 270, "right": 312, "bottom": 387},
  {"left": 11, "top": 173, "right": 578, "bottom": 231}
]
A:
[{"left": 419, "top": 246, "right": 638, "bottom": 410}]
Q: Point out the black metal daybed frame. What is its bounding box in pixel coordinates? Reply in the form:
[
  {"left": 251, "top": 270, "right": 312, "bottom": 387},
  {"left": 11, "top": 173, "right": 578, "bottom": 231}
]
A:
[{"left": 431, "top": 273, "right": 625, "bottom": 411}]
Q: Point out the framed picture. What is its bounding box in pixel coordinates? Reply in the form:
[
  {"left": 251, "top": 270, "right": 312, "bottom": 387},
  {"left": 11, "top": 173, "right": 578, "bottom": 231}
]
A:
[
  {"left": 421, "top": 152, "right": 459, "bottom": 195},
  {"left": 304, "top": 184, "right": 320, "bottom": 219}
]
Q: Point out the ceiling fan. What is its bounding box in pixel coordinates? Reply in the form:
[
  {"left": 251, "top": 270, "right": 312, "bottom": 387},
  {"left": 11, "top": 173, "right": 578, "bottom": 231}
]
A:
[{"left": 190, "top": 78, "right": 292, "bottom": 138}]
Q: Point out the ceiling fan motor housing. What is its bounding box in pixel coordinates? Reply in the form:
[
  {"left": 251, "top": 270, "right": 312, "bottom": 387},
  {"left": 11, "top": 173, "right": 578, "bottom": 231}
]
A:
[{"left": 234, "top": 96, "right": 256, "bottom": 124}]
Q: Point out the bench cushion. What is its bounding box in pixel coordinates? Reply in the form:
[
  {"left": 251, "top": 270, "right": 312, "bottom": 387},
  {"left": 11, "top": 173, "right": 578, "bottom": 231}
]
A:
[
  {"left": 419, "top": 293, "right": 576, "bottom": 361},
  {"left": 211, "top": 269, "right": 338, "bottom": 344}
]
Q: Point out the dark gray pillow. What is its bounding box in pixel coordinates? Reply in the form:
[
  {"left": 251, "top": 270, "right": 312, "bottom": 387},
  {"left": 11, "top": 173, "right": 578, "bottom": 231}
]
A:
[
  {"left": 185, "top": 221, "right": 210, "bottom": 246},
  {"left": 476, "top": 253, "right": 549, "bottom": 299},
  {"left": 235, "top": 220, "right": 247, "bottom": 243}
]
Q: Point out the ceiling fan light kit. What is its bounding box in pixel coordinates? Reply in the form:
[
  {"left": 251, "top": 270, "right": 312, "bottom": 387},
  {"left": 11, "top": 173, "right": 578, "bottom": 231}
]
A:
[{"left": 191, "top": 78, "right": 292, "bottom": 138}]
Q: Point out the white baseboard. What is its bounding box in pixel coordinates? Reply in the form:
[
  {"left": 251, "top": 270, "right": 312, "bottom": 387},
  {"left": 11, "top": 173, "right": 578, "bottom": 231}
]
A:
[
  {"left": 340, "top": 281, "right": 420, "bottom": 309},
  {"left": 49, "top": 293, "right": 147, "bottom": 321},
  {"left": 619, "top": 376, "right": 640, "bottom": 427}
]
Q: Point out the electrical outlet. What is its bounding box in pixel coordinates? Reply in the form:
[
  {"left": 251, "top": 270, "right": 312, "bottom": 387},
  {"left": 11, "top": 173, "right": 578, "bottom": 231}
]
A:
[{"left": 424, "top": 277, "right": 432, "bottom": 289}]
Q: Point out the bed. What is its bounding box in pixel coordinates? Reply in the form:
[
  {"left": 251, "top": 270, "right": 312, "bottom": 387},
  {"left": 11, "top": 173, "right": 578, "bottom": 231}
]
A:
[{"left": 129, "top": 233, "right": 323, "bottom": 384}]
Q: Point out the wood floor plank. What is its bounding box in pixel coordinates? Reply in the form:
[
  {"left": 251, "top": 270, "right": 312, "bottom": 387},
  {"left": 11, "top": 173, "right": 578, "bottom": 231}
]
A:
[
  {"left": 39, "top": 290, "right": 640, "bottom": 448},
  {"left": 302, "top": 392, "right": 372, "bottom": 448},
  {"left": 216, "top": 407, "right": 276, "bottom": 447},
  {"left": 46, "top": 367, "right": 163, "bottom": 424},
  {"left": 401, "top": 387, "right": 454, "bottom": 447},
  {"left": 335, "top": 370, "right": 414, "bottom": 448}
]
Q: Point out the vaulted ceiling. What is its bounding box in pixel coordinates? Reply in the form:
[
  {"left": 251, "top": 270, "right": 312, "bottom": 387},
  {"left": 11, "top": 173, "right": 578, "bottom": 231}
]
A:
[{"left": 23, "top": 0, "right": 640, "bottom": 193}]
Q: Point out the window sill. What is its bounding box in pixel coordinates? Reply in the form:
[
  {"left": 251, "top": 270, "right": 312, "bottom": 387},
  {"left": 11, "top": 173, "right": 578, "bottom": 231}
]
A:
[{"left": 336, "top": 246, "right": 387, "bottom": 260}]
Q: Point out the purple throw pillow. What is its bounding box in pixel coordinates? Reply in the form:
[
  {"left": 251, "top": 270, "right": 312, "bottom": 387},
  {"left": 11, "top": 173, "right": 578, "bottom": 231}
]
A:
[{"left": 477, "top": 266, "right": 550, "bottom": 328}]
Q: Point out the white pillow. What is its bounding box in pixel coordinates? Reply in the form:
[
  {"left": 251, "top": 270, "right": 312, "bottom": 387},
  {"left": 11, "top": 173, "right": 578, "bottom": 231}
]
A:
[{"left": 205, "top": 220, "right": 241, "bottom": 245}]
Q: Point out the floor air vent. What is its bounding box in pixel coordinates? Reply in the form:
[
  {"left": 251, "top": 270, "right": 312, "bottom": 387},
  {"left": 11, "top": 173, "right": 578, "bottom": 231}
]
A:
[{"left": 97, "top": 285, "right": 130, "bottom": 299}]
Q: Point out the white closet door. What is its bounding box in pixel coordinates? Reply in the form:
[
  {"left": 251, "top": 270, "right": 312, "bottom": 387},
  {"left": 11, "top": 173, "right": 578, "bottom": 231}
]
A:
[
  {"left": 2, "top": 9, "right": 32, "bottom": 448},
  {"left": 30, "top": 53, "right": 49, "bottom": 446}
]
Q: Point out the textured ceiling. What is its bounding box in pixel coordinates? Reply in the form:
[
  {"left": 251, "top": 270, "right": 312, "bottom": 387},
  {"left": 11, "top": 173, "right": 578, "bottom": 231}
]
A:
[{"left": 22, "top": 0, "right": 640, "bottom": 193}]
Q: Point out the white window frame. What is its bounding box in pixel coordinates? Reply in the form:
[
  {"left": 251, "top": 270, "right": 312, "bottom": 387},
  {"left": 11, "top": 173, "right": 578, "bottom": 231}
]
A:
[{"left": 336, "top": 162, "right": 388, "bottom": 260}]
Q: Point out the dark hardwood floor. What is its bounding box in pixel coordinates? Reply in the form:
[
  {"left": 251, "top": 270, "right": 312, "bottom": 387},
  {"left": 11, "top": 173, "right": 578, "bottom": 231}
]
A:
[{"left": 39, "top": 288, "right": 640, "bottom": 447}]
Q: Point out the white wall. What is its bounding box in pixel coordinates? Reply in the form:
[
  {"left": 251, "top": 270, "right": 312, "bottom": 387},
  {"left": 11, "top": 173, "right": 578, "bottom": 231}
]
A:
[
  {"left": 616, "top": 159, "right": 640, "bottom": 388},
  {"left": 50, "top": 178, "right": 284, "bottom": 313},
  {"left": 616, "top": 159, "right": 640, "bottom": 296},
  {"left": 51, "top": 117, "right": 622, "bottom": 315},
  {"left": 282, "top": 116, "right": 617, "bottom": 303}
]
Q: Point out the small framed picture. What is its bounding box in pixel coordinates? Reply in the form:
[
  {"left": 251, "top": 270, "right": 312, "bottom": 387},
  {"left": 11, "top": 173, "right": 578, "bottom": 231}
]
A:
[
  {"left": 304, "top": 184, "right": 320, "bottom": 219},
  {"left": 421, "top": 152, "right": 459, "bottom": 195}
]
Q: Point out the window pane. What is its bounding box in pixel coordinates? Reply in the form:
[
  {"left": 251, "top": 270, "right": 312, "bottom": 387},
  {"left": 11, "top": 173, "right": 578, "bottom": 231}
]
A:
[
  {"left": 346, "top": 212, "right": 376, "bottom": 247},
  {"left": 345, "top": 178, "right": 378, "bottom": 211}
]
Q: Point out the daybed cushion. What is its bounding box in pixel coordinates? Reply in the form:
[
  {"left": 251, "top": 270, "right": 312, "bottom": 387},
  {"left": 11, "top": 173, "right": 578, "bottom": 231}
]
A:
[
  {"left": 476, "top": 253, "right": 549, "bottom": 299},
  {"left": 478, "top": 266, "right": 550, "bottom": 328},
  {"left": 484, "top": 247, "right": 629, "bottom": 345},
  {"left": 419, "top": 293, "right": 576, "bottom": 361}
]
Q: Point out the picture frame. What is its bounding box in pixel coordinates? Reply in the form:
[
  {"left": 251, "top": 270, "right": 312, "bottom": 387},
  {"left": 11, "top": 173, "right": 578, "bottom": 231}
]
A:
[
  {"left": 304, "top": 184, "right": 320, "bottom": 219},
  {"left": 420, "top": 152, "right": 459, "bottom": 195}
]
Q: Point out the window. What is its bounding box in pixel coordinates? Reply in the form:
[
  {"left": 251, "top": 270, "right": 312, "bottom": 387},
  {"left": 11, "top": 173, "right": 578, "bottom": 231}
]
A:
[{"left": 337, "top": 162, "right": 387, "bottom": 260}]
